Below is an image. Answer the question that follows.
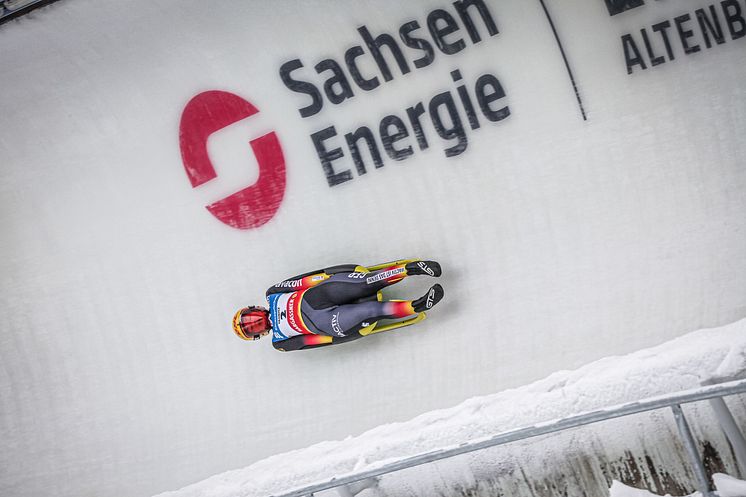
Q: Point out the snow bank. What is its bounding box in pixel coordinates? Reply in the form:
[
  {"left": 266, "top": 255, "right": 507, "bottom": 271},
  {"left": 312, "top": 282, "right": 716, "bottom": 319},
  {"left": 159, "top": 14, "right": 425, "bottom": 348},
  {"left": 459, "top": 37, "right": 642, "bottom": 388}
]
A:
[
  {"left": 155, "top": 318, "right": 746, "bottom": 497},
  {"left": 610, "top": 479, "right": 680, "bottom": 497},
  {"left": 713, "top": 473, "right": 746, "bottom": 497}
]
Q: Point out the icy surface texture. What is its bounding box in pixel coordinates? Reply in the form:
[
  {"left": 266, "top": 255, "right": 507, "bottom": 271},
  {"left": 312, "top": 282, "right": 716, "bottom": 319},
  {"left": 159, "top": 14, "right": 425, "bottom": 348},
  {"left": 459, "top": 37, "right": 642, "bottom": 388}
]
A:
[{"left": 1, "top": 1, "right": 745, "bottom": 496}]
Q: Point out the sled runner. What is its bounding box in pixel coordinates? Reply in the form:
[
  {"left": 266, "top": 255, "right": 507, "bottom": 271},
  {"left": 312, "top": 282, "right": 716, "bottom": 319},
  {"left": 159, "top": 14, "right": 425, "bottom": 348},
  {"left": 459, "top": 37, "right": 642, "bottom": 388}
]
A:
[{"left": 359, "top": 311, "right": 427, "bottom": 336}]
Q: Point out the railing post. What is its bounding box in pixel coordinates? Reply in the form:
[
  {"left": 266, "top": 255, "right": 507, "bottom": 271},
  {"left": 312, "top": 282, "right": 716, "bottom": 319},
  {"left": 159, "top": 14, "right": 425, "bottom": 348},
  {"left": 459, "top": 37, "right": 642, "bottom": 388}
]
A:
[
  {"left": 671, "top": 404, "right": 714, "bottom": 497},
  {"left": 710, "top": 396, "right": 746, "bottom": 477},
  {"left": 701, "top": 379, "right": 746, "bottom": 477}
]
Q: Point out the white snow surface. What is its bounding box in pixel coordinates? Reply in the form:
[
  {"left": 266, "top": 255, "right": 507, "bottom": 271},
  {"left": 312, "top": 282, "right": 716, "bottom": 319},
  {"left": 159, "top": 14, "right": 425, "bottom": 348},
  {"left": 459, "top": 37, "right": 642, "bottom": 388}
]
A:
[
  {"left": 610, "top": 473, "right": 746, "bottom": 497},
  {"left": 610, "top": 480, "right": 680, "bottom": 497},
  {"left": 713, "top": 473, "right": 746, "bottom": 497},
  {"left": 156, "top": 319, "right": 746, "bottom": 497}
]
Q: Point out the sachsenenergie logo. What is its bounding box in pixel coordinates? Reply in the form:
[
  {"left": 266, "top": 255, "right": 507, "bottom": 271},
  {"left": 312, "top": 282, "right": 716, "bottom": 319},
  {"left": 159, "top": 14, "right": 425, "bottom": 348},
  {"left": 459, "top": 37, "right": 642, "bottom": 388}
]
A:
[
  {"left": 180, "top": 0, "right": 509, "bottom": 230},
  {"left": 179, "top": 90, "right": 286, "bottom": 230}
]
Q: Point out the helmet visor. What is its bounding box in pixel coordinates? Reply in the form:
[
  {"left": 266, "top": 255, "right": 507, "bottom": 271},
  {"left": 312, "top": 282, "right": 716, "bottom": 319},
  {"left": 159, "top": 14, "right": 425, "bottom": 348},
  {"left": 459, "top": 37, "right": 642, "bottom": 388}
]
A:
[{"left": 239, "top": 308, "right": 270, "bottom": 339}]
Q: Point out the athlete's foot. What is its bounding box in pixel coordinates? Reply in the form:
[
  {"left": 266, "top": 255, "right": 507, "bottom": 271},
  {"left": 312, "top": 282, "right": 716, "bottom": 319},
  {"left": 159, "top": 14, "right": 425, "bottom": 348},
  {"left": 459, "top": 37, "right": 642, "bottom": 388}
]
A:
[
  {"left": 412, "top": 284, "right": 444, "bottom": 312},
  {"left": 405, "top": 260, "right": 442, "bottom": 277}
]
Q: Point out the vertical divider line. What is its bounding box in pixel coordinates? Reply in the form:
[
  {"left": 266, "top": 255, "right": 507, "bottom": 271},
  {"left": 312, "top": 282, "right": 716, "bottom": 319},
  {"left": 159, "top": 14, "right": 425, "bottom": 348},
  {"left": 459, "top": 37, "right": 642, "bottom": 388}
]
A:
[{"left": 537, "top": 0, "right": 588, "bottom": 121}]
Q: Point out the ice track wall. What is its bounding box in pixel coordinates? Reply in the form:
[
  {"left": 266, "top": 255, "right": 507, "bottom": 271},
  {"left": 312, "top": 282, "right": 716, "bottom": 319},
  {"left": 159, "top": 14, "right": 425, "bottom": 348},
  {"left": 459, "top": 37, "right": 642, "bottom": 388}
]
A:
[{"left": 1, "top": 1, "right": 745, "bottom": 497}]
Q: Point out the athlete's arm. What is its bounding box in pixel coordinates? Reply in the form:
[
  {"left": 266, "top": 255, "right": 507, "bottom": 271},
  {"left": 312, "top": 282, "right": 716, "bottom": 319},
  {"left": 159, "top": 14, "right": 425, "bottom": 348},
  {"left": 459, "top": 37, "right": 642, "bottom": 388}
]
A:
[
  {"left": 265, "top": 269, "right": 326, "bottom": 296},
  {"left": 272, "top": 335, "right": 333, "bottom": 351},
  {"left": 272, "top": 332, "right": 364, "bottom": 352},
  {"left": 265, "top": 264, "right": 362, "bottom": 296}
]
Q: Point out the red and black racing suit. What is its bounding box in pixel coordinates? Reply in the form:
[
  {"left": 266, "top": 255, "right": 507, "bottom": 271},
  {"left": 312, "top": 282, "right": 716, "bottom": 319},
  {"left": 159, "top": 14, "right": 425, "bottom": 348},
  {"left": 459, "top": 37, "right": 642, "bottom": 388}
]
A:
[{"left": 266, "top": 261, "right": 441, "bottom": 351}]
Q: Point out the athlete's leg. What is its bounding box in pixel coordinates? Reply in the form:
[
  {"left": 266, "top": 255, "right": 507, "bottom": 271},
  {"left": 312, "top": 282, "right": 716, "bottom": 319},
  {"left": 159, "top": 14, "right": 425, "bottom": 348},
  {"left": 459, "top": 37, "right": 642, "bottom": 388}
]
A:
[
  {"left": 331, "top": 284, "right": 445, "bottom": 336},
  {"left": 331, "top": 301, "right": 416, "bottom": 337}
]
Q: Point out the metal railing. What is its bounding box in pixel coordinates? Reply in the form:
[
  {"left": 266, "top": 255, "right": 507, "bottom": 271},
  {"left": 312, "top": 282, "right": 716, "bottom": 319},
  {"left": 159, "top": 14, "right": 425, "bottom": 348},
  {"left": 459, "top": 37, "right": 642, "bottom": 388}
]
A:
[
  {"left": 272, "top": 378, "right": 746, "bottom": 497},
  {"left": 0, "top": 0, "right": 59, "bottom": 25}
]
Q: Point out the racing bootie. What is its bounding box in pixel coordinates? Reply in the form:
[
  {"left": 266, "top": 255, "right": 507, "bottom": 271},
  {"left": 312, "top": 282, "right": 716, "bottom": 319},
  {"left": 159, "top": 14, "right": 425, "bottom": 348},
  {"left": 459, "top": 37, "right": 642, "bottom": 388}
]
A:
[
  {"left": 405, "top": 260, "right": 442, "bottom": 277},
  {"left": 412, "top": 284, "right": 444, "bottom": 312}
]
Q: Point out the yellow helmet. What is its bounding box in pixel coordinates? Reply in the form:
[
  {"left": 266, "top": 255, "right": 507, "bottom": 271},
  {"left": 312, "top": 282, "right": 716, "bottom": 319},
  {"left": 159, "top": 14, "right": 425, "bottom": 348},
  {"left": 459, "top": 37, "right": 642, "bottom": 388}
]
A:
[{"left": 232, "top": 306, "right": 270, "bottom": 340}]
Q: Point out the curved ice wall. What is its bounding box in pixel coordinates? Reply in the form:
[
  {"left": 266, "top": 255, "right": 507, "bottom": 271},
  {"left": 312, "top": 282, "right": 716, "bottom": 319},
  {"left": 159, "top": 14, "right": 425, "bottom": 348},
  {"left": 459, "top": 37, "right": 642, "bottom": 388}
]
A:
[{"left": 1, "top": 1, "right": 745, "bottom": 496}]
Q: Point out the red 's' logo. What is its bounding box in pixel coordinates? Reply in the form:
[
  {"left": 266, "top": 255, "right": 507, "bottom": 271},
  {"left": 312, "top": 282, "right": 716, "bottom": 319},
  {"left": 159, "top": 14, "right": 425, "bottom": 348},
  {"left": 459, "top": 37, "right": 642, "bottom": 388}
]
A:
[{"left": 179, "top": 90, "right": 286, "bottom": 229}]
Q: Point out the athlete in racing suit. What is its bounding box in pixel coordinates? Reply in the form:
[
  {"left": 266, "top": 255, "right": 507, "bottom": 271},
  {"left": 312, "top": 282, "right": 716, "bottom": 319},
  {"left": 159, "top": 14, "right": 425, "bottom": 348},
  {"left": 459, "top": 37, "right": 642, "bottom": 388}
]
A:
[{"left": 237, "top": 259, "right": 443, "bottom": 351}]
